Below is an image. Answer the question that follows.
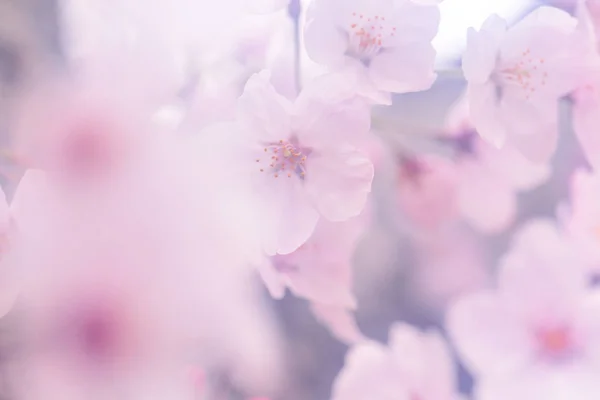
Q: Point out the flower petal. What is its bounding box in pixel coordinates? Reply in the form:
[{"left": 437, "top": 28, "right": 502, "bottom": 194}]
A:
[
  {"left": 304, "top": 146, "right": 374, "bottom": 222},
  {"left": 237, "top": 71, "right": 293, "bottom": 143},
  {"left": 369, "top": 43, "right": 437, "bottom": 93},
  {"left": 462, "top": 14, "right": 507, "bottom": 84},
  {"left": 468, "top": 82, "right": 506, "bottom": 148},
  {"left": 446, "top": 291, "right": 533, "bottom": 376},
  {"left": 457, "top": 161, "right": 517, "bottom": 234}
]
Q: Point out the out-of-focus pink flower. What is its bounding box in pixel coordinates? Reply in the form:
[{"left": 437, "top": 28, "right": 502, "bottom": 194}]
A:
[
  {"left": 11, "top": 78, "right": 156, "bottom": 185},
  {"left": 331, "top": 323, "right": 461, "bottom": 400},
  {"left": 396, "top": 155, "right": 460, "bottom": 231},
  {"left": 447, "top": 219, "right": 600, "bottom": 400},
  {"left": 413, "top": 227, "right": 491, "bottom": 315},
  {"left": 304, "top": 0, "right": 440, "bottom": 104},
  {"left": 463, "top": 7, "right": 587, "bottom": 162},
  {"left": 197, "top": 71, "right": 373, "bottom": 255},
  {"left": 6, "top": 75, "right": 285, "bottom": 398},
  {"left": 443, "top": 96, "right": 550, "bottom": 233}
]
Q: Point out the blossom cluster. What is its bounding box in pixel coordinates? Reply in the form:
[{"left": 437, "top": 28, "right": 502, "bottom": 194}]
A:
[{"left": 0, "top": 0, "right": 599, "bottom": 399}]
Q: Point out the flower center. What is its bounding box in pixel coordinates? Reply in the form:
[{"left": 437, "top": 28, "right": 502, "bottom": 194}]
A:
[
  {"left": 496, "top": 48, "right": 548, "bottom": 100},
  {"left": 535, "top": 325, "right": 575, "bottom": 360},
  {"left": 257, "top": 139, "right": 309, "bottom": 179},
  {"left": 346, "top": 12, "right": 396, "bottom": 64}
]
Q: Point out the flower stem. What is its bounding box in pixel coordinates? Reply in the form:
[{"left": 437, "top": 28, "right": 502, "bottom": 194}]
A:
[{"left": 288, "top": 0, "right": 302, "bottom": 94}]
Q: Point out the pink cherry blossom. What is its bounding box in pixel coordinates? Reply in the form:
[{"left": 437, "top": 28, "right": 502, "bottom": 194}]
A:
[
  {"left": 304, "top": 0, "right": 440, "bottom": 104},
  {"left": 10, "top": 77, "right": 158, "bottom": 186},
  {"left": 4, "top": 75, "right": 285, "bottom": 398},
  {"left": 396, "top": 155, "right": 460, "bottom": 231},
  {"left": 197, "top": 71, "right": 374, "bottom": 255},
  {"left": 447, "top": 219, "right": 600, "bottom": 400},
  {"left": 413, "top": 227, "right": 491, "bottom": 316},
  {"left": 463, "top": 7, "right": 588, "bottom": 162},
  {"left": 331, "top": 323, "right": 461, "bottom": 400}
]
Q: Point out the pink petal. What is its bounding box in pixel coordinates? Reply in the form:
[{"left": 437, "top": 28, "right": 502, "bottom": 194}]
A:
[
  {"left": 498, "top": 221, "right": 588, "bottom": 324},
  {"left": 468, "top": 82, "right": 506, "bottom": 148},
  {"left": 506, "top": 121, "right": 559, "bottom": 163},
  {"left": 390, "top": 0, "right": 441, "bottom": 42},
  {"left": 369, "top": 43, "right": 437, "bottom": 94},
  {"left": 237, "top": 71, "right": 293, "bottom": 143},
  {"left": 293, "top": 73, "right": 372, "bottom": 147},
  {"left": 256, "top": 177, "right": 320, "bottom": 255},
  {"left": 303, "top": 14, "right": 348, "bottom": 66},
  {"left": 457, "top": 161, "right": 517, "bottom": 234},
  {"left": 477, "top": 366, "right": 600, "bottom": 400},
  {"left": 304, "top": 146, "right": 374, "bottom": 222},
  {"left": 462, "top": 15, "right": 507, "bottom": 84},
  {"left": 477, "top": 140, "right": 551, "bottom": 191},
  {"left": 447, "top": 291, "right": 533, "bottom": 376},
  {"left": 573, "top": 81, "right": 600, "bottom": 170},
  {"left": 388, "top": 325, "right": 457, "bottom": 398},
  {"left": 332, "top": 342, "right": 412, "bottom": 400}
]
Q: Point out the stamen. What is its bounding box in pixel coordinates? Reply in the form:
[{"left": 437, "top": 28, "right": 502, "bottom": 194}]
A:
[{"left": 257, "top": 139, "right": 310, "bottom": 179}]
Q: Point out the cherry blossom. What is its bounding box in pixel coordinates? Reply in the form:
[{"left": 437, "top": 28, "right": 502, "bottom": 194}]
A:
[
  {"left": 304, "top": 0, "right": 440, "bottom": 104},
  {"left": 396, "top": 154, "right": 460, "bottom": 231},
  {"left": 447, "top": 219, "right": 600, "bottom": 400},
  {"left": 463, "top": 7, "right": 588, "bottom": 162},
  {"left": 413, "top": 227, "right": 491, "bottom": 316},
  {"left": 10, "top": 77, "right": 156, "bottom": 185},
  {"left": 331, "top": 323, "right": 461, "bottom": 400},
  {"left": 197, "top": 71, "right": 374, "bottom": 255}
]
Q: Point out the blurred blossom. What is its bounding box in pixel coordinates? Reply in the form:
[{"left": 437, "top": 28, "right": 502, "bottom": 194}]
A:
[
  {"left": 4, "top": 75, "right": 285, "bottom": 399},
  {"left": 448, "top": 219, "right": 600, "bottom": 400},
  {"left": 331, "top": 323, "right": 461, "bottom": 400},
  {"left": 412, "top": 226, "right": 491, "bottom": 316},
  {"left": 397, "top": 154, "right": 460, "bottom": 231}
]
